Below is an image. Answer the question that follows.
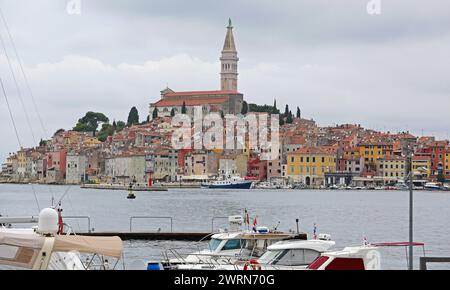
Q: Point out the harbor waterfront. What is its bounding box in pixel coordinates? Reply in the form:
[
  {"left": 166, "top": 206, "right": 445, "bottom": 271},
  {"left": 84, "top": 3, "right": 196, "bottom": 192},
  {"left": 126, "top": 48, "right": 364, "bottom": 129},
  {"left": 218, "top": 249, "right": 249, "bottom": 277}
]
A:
[{"left": 1, "top": 184, "right": 449, "bottom": 270}]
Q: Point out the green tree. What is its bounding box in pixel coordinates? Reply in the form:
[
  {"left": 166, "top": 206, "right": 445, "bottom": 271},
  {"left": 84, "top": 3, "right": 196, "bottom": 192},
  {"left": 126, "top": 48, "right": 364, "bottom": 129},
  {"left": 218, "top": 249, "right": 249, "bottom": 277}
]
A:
[
  {"left": 152, "top": 107, "right": 158, "bottom": 119},
  {"left": 170, "top": 108, "right": 176, "bottom": 117},
  {"left": 286, "top": 110, "right": 293, "bottom": 124},
  {"left": 97, "top": 123, "right": 114, "bottom": 142},
  {"left": 54, "top": 129, "right": 65, "bottom": 136},
  {"left": 127, "top": 107, "right": 140, "bottom": 126},
  {"left": 73, "top": 112, "right": 109, "bottom": 136},
  {"left": 273, "top": 99, "right": 277, "bottom": 112},
  {"left": 248, "top": 103, "right": 279, "bottom": 114},
  {"left": 181, "top": 101, "right": 187, "bottom": 114},
  {"left": 284, "top": 104, "right": 289, "bottom": 117},
  {"left": 279, "top": 116, "right": 285, "bottom": 126},
  {"left": 116, "top": 121, "right": 126, "bottom": 131},
  {"left": 296, "top": 107, "right": 301, "bottom": 119},
  {"left": 39, "top": 139, "right": 47, "bottom": 147},
  {"left": 241, "top": 101, "right": 248, "bottom": 115}
]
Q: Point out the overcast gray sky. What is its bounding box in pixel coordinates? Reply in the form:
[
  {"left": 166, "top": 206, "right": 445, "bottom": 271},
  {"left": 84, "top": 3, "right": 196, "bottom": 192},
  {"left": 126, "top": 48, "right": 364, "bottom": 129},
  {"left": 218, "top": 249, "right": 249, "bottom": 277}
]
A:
[{"left": 1, "top": 0, "right": 450, "bottom": 160}]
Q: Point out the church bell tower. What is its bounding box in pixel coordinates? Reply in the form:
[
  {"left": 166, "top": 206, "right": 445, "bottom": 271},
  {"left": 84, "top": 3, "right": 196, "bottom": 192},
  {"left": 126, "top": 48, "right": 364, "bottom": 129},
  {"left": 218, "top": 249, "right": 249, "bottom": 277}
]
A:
[{"left": 220, "top": 19, "right": 239, "bottom": 91}]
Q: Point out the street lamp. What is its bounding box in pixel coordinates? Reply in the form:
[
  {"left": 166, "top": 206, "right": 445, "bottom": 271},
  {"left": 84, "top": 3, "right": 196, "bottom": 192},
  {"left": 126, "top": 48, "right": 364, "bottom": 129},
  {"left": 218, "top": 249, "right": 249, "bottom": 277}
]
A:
[{"left": 407, "top": 151, "right": 414, "bottom": 270}]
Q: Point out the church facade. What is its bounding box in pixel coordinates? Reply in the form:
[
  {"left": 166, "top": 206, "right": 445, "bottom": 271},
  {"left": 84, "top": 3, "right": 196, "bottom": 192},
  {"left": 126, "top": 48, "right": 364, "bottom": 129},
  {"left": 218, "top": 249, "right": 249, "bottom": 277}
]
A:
[{"left": 149, "top": 20, "right": 244, "bottom": 120}]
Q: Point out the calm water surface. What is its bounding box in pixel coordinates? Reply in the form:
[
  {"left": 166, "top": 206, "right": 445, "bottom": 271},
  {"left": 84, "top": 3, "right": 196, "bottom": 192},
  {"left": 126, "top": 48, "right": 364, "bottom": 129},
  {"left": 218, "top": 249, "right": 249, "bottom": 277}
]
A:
[{"left": 1, "top": 184, "right": 449, "bottom": 270}]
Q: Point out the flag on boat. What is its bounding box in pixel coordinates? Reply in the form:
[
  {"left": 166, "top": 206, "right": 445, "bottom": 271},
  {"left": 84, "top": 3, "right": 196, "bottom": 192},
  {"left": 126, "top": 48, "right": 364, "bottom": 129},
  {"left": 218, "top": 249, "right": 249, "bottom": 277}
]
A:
[
  {"left": 244, "top": 209, "right": 250, "bottom": 225},
  {"left": 313, "top": 224, "right": 317, "bottom": 239}
]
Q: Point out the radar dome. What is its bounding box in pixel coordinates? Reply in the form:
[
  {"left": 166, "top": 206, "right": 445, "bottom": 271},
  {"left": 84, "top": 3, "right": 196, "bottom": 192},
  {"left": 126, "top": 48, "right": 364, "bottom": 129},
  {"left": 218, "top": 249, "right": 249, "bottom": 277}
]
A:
[{"left": 37, "top": 208, "right": 58, "bottom": 235}]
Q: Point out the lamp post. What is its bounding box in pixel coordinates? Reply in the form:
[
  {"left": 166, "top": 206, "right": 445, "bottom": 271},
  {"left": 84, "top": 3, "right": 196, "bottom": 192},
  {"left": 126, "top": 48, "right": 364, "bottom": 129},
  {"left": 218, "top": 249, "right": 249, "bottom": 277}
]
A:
[{"left": 408, "top": 151, "right": 414, "bottom": 270}]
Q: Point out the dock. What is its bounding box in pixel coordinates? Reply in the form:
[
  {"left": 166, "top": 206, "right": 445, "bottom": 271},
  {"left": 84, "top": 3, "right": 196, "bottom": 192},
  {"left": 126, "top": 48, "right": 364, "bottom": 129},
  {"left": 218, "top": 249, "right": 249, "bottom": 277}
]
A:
[
  {"left": 72, "top": 232, "right": 212, "bottom": 241},
  {"left": 80, "top": 184, "right": 168, "bottom": 191}
]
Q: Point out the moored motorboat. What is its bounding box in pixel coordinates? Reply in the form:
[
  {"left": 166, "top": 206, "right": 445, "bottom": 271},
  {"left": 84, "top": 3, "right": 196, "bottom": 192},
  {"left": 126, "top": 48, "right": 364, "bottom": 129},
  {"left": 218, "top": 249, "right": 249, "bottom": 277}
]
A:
[
  {"left": 160, "top": 215, "right": 311, "bottom": 270},
  {"left": 202, "top": 176, "right": 253, "bottom": 189},
  {"left": 424, "top": 182, "right": 442, "bottom": 191}
]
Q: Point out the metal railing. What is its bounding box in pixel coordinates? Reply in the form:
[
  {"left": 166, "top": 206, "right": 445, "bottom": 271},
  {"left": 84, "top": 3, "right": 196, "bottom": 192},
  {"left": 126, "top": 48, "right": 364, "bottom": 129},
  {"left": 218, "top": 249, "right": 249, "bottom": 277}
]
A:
[
  {"left": 63, "top": 216, "right": 92, "bottom": 233},
  {"left": 420, "top": 257, "right": 450, "bottom": 270},
  {"left": 129, "top": 216, "right": 173, "bottom": 233},
  {"left": 211, "top": 216, "right": 228, "bottom": 233}
]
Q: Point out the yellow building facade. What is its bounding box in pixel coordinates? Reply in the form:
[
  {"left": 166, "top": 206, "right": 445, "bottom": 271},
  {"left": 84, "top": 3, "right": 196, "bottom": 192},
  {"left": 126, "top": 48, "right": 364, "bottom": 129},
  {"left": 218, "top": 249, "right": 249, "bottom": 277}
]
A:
[
  {"left": 287, "top": 147, "right": 337, "bottom": 186},
  {"left": 376, "top": 156, "right": 406, "bottom": 184},
  {"left": 412, "top": 156, "right": 431, "bottom": 180},
  {"left": 357, "top": 142, "right": 393, "bottom": 163},
  {"left": 83, "top": 137, "right": 102, "bottom": 147},
  {"left": 445, "top": 151, "right": 450, "bottom": 176}
]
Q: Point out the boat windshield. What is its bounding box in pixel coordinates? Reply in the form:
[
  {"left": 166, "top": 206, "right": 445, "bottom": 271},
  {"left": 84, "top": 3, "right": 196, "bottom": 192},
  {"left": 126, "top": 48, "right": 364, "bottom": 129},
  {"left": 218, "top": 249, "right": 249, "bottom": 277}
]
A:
[
  {"left": 258, "top": 250, "right": 284, "bottom": 265},
  {"left": 208, "top": 239, "right": 222, "bottom": 251},
  {"left": 222, "top": 239, "right": 244, "bottom": 251}
]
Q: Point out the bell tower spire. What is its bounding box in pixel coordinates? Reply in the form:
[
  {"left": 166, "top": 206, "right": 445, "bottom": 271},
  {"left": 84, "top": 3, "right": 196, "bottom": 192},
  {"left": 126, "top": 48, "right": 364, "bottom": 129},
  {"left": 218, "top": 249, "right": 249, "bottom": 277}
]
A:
[{"left": 220, "top": 18, "right": 239, "bottom": 91}]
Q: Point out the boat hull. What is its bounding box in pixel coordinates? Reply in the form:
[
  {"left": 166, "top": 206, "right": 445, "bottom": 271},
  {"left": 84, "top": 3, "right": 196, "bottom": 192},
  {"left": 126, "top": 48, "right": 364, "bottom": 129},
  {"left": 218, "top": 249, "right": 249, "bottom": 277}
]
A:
[{"left": 204, "top": 181, "right": 253, "bottom": 189}]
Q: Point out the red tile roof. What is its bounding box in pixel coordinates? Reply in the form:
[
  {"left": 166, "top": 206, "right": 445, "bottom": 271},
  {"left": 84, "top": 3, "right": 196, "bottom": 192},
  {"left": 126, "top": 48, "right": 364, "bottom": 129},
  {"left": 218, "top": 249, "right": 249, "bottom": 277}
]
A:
[
  {"left": 163, "top": 90, "right": 239, "bottom": 97},
  {"left": 292, "top": 146, "right": 337, "bottom": 155},
  {"left": 154, "top": 97, "right": 228, "bottom": 107}
]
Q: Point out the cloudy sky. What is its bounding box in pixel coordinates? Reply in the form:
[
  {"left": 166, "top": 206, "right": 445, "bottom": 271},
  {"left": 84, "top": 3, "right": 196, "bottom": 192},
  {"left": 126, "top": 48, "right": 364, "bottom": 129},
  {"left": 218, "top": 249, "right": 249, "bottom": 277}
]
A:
[{"left": 1, "top": 0, "right": 450, "bottom": 160}]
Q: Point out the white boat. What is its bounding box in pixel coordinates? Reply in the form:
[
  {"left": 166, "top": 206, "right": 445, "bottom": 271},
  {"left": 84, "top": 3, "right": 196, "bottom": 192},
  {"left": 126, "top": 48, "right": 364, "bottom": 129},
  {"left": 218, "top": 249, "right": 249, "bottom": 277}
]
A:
[
  {"left": 175, "top": 238, "right": 337, "bottom": 270},
  {"left": 254, "top": 182, "right": 280, "bottom": 190},
  {"left": 0, "top": 208, "right": 123, "bottom": 270},
  {"left": 306, "top": 245, "right": 381, "bottom": 270},
  {"left": 173, "top": 238, "right": 382, "bottom": 271},
  {"left": 424, "top": 182, "right": 442, "bottom": 191},
  {"left": 160, "top": 216, "right": 311, "bottom": 269}
]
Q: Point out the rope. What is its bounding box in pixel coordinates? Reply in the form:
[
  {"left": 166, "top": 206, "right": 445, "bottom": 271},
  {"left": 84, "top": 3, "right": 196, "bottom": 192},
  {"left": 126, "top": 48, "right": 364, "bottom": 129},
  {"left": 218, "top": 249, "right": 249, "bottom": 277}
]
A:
[
  {"left": 1, "top": 78, "right": 41, "bottom": 212},
  {"left": 0, "top": 24, "right": 37, "bottom": 144},
  {"left": 0, "top": 7, "right": 48, "bottom": 138}
]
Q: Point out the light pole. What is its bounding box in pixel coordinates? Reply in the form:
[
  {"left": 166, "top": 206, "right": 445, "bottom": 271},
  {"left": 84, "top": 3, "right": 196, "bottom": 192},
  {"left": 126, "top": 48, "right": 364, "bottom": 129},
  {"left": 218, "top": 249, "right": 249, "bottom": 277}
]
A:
[{"left": 408, "top": 151, "right": 414, "bottom": 270}]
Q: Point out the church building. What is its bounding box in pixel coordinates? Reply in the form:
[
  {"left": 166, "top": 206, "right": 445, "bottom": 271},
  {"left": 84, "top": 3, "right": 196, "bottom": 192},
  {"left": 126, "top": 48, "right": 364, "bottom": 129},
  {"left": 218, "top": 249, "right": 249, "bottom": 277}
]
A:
[{"left": 149, "top": 19, "right": 244, "bottom": 120}]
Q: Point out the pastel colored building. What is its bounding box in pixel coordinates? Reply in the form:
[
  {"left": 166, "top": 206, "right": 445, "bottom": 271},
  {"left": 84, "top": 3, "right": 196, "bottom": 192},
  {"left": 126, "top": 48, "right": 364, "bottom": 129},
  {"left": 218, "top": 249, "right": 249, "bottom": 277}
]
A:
[
  {"left": 412, "top": 155, "right": 431, "bottom": 180},
  {"left": 357, "top": 142, "right": 393, "bottom": 164},
  {"left": 66, "top": 153, "right": 87, "bottom": 184},
  {"left": 445, "top": 149, "right": 450, "bottom": 179},
  {"left": 145, "top": 149, "right": 179, "bottom": 182},
  {"left": 376, "top": 155, "right": 406, "bottom": 184},
  {"left": 287, "top": 146, "right": 337, "bottom": 186},
  {"left": 46, "top": 150, "right": 67, "bottom": 183}
]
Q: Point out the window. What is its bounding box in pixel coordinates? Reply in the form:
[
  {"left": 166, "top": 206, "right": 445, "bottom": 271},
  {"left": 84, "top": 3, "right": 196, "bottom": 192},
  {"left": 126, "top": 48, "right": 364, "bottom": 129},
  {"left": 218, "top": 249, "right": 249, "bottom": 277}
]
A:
[
  {"left": 208, "top": 239, "right": 222, "bottom": 251},
  {"left": 274, "top": 249, "right": 321, "bottom": 266},
  {"left": 223, "top": 239, "right": 243, "bottom": 251}
]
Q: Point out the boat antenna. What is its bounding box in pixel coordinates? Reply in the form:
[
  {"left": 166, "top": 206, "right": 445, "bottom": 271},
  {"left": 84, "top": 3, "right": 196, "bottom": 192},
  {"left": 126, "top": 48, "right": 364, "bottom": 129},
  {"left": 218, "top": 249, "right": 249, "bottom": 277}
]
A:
[
  {"left": 273, "top": 221, "right": 280, "bottom": 231},
  {"left": 1, "top": 78, "right": 40, "bottom": 212}
]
